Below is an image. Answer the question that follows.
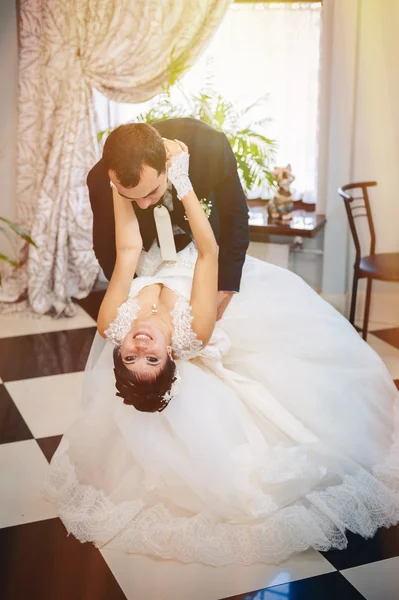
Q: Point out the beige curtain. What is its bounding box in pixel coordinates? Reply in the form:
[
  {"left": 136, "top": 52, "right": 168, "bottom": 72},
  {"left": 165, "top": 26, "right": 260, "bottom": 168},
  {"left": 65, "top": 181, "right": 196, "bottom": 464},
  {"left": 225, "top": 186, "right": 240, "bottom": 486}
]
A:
[{"left": 1, "top": 0, "right": 232, "bottom": 316}]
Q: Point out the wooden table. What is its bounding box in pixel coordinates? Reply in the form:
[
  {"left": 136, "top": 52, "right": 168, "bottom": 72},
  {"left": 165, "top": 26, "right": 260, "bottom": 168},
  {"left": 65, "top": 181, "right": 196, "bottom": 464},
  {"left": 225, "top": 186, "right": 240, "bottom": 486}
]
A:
[{"left": 248, "top": 206, "right": 327, "bottom": 241}]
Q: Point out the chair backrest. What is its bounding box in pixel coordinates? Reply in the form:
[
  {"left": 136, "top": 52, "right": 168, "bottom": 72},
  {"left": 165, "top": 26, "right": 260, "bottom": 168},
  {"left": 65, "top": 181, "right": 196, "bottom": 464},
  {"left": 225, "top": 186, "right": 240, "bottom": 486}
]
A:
[{"left": 338, "top": 181, "right": 377, "bottom": 265}]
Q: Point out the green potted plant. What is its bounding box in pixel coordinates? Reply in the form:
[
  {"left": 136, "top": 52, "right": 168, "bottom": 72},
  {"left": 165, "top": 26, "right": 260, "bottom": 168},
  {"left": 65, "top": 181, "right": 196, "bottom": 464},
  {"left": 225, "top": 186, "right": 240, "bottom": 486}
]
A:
[
  {"left": 188, "top": 90, "right": 276, "bottom": 196},
  {"left": 98, "top": 51, "right": 276, "bottom": 198},
  {"left": 0, "top": 217, "right": 37, "bottom": 285}
]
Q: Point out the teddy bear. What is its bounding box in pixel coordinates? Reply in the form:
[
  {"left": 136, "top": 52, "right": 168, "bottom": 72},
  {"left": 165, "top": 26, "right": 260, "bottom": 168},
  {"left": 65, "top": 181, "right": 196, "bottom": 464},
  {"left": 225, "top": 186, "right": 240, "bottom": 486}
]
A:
[{"left": 267, "top": 164, "right": 295, "bottom": 222}]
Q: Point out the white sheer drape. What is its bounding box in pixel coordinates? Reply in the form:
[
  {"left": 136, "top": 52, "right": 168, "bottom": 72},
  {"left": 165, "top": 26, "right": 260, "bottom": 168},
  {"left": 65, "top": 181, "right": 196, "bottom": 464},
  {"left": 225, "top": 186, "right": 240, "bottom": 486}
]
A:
[
  {"left": 98, "top": 2, "right": 321, "bottom": 201},
  {"left": 1, "top": 0, "right": 232, "bottom": 316}
]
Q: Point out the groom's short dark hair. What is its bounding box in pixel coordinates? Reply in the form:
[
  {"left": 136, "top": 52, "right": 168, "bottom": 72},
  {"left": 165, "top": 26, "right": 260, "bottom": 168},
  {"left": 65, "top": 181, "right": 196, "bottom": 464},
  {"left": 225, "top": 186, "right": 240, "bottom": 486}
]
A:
[{"left": 103, "top": 123, "right": 167, "bottom": 188}]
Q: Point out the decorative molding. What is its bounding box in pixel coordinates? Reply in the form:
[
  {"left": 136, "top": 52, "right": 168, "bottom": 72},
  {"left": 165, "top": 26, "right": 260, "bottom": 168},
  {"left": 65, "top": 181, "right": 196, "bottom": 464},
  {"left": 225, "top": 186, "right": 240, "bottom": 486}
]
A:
[{"left": 235, "top": 0, "right": 322, "bottom": 3}]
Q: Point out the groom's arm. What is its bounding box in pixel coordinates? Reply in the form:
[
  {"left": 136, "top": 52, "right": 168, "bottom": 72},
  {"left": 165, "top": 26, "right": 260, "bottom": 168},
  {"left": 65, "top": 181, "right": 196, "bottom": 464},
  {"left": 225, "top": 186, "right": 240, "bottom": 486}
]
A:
[
  {"left": 87, "top": 161, "right": 117, "bottom": 281},
  {"left": 214, "top": 133, "right": 250, "bottom": 294}
]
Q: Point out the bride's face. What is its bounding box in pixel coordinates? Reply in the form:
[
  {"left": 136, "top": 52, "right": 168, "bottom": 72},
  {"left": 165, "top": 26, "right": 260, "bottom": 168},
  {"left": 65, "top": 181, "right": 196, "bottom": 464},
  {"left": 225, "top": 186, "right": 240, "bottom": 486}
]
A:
[{"left": 120, "top": 322, "right": 172, "bottom": 377}]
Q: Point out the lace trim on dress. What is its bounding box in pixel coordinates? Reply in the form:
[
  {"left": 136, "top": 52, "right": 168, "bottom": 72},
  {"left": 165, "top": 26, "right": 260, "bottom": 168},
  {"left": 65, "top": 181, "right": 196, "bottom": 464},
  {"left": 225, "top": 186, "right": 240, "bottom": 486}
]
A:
[
  {"left": 43, "top": 439, "right": 144, "bottom": 547},
  {"left": 43, "top": 424, "right": 399, "bottom": 565},
  {"left": 105, "top": 278, "right": 203, "bottom": 360},
  {"left": 119, "top": 241, "right": 200, "bottom": 353},
  {"left": 104, "top": 298, "right": 140, "bottom": 346},
  {"left": 170, "top": 296, "right": 203, "bottom": 360}
]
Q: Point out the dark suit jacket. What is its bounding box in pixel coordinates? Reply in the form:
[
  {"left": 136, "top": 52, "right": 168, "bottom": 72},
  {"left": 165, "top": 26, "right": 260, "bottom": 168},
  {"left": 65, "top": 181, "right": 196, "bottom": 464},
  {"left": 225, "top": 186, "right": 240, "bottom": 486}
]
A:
[{"left": 87, "top": 117, "right": 250, "bottom": 292}]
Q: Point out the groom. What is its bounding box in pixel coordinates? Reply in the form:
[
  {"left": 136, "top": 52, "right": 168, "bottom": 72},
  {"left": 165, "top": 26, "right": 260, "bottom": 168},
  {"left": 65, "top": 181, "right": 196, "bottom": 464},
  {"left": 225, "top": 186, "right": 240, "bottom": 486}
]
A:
[{"left": 87, "top": 117, "right": 250, "bottom": 320}]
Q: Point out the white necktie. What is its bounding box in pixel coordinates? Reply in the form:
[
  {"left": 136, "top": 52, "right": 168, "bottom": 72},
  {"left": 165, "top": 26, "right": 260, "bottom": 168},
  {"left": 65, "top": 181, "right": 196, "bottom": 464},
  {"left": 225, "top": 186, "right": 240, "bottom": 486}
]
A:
[{"left": 153, "top": 205, "right": 177, "bottom": 261}]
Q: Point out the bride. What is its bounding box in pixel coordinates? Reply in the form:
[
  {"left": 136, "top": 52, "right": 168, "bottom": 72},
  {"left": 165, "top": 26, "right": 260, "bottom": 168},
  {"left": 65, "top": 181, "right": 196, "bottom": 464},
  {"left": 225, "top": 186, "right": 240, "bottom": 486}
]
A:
[{"left": 45, "top": 141, "right": 399, "bottom": 566}]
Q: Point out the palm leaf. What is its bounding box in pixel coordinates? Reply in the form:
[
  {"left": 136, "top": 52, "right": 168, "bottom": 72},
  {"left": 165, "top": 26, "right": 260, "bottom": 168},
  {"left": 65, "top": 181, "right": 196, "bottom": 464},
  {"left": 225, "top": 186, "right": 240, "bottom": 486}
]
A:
[
  {"left": 97, "top": 130, "right": 107, "bottom": 143},
  {"left": 166, "top": 46, "right": 193, "bottom": 88},
  {"left": 0, "top": 217, "right": 37, "bottom": 247},
  {"left": 0, "top": 253, "right": 21, "bottom": 268},
  {"left": 95, "top": 56, "right": 276, "bottom": 197},
  {"left": 241, "top": 93, "right": 270, "bottom": 115},
  {"left": 236, "top": 129, "right": 275, "bottom": 146},
  {"left": 0, "top": 218, "right": 37, "bottom": 286},
  {"left": 0, "top": 225, "right": 13, "bottom": 244}
]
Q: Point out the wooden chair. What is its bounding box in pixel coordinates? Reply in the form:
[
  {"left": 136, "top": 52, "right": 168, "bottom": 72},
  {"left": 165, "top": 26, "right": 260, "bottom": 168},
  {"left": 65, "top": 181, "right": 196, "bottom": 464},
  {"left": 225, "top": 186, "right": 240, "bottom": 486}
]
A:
[{"left": 338, "top": 182, "right": 399, "bottom": 340}]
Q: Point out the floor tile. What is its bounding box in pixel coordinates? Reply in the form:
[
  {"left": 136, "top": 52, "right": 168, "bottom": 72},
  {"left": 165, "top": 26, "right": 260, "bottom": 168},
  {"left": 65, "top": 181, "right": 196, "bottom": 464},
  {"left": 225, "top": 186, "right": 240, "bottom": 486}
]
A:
[
  {"left": 0, "top": 304, "right": 95, "bottom": 339},
  {"left": 6, "top": 372, "right": 84, "bottom": 439},
  {"left": 0, "top": 326, "right": 96, "bottom": 382},
  {"left": 0, "top": 440, "right": 57, "bottom": 528},
  {"left": 223, "top": 571, "right": 364, "bottom": 599},
  {"left": 101, "top": 548, "right": 334, "bottom": 600},
  {"left": 321, "top": 523, "right": 399, "bottom": 571},
  {"left": 36, "top": 435, "right": 63, "bottom": 462},
  {"left": 75, "top": 290, "right": 106, "bottom": 321},
  {"left": 367, "top": 334, "right": 399, "bottom": 379},
  {"left": 0, "top": 384, "right": 33, "bottom": 444},
  {"left": 0, "top": 518, "right": 127, "bottom": 600},
  {"left": 342, "top": 556, "right": 399, "bottom": 600},
  {"left": 372, "top": 327, "right": 399, "bottom": 351}
]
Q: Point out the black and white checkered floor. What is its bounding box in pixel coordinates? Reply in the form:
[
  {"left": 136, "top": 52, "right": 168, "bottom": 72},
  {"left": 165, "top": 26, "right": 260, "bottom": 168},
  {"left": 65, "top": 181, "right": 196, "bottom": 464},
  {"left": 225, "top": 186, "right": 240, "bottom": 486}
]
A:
[{"left": 1, "top": 292, "right": 399, "bottom": 600}]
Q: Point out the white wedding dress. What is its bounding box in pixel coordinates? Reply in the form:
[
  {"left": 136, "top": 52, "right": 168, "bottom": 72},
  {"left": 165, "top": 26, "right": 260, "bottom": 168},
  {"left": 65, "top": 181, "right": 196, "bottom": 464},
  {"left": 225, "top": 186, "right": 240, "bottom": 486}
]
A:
[{"left": 45, "top": 243, "right": 399, "bottom": 565}]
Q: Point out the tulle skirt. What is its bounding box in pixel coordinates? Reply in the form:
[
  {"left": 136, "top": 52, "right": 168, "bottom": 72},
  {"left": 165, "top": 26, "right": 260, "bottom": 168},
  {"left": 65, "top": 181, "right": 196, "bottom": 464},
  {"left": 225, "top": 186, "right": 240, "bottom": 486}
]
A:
[{"left": 44, "top": 255, "right": 399, "bottom": 565}]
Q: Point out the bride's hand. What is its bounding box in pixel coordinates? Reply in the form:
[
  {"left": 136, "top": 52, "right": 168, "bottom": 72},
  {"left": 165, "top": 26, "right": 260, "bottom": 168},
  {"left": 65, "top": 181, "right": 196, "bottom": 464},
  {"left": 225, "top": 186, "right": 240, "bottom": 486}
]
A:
[{"left": 163, "top": 138, "right": 193, "bottom": 201}]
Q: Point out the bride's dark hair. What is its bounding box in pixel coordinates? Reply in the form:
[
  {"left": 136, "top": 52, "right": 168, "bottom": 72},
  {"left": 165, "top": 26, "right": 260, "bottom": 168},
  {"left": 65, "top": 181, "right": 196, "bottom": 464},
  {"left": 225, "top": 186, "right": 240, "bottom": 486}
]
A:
[{"left": 113, "top": 347, "right": 178, "bottom": 412}]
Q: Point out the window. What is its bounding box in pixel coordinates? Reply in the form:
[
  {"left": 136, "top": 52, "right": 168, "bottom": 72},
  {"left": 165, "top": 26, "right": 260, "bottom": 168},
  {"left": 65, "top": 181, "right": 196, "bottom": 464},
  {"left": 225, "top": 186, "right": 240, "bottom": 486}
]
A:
[{"left": 94, "top": 2, "right": 322, "bottom": 202}]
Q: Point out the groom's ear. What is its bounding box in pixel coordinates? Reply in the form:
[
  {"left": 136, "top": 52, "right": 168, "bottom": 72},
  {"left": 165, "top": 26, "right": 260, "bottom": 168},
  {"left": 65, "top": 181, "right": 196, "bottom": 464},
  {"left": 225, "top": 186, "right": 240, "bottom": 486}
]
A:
[{"left": 163, "top": 137, "right": 172, "bottom": 169}]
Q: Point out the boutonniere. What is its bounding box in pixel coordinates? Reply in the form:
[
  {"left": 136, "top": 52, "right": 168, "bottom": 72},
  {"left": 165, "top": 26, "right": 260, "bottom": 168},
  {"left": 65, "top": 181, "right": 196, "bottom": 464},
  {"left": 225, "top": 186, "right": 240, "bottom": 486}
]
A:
[{"left": 184, "top": 198, "right": 213, "bottom": 220}]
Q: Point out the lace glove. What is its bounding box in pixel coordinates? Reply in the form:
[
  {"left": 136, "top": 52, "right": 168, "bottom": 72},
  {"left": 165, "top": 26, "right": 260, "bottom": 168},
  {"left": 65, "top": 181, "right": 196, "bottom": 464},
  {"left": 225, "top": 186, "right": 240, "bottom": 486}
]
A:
[{"left": 167, "top": 152, "right": 193, "bottom": 201}]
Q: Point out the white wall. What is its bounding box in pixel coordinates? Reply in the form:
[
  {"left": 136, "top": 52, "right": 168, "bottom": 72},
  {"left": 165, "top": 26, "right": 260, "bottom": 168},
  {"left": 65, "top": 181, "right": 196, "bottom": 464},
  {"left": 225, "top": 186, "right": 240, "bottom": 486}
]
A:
[
  {"left": 352, "top": 0, "right": 399, "bottom": 256},
  {"left": 350, "top": 0, "right": 399, "bottom": 325},
  {"left": 319, "top": 0, "right": 360, "bottom": 310},
  {"left": 0, "top": 0, "right": 18, "bottom": 255},
  {"left": 320, "top": 0, "right": 399, "bottom": 323}
]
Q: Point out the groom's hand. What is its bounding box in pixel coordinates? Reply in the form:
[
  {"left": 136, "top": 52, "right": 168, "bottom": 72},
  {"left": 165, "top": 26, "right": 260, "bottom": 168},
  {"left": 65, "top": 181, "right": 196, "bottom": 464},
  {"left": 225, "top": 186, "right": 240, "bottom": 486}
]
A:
[{"left": 216, "top": 291, "right": 234, "bottom": 321}]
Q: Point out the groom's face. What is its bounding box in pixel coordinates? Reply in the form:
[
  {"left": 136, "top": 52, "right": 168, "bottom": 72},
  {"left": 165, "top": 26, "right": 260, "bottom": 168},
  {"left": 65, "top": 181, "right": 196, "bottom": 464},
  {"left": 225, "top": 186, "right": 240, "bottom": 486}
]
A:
[{"left": 109, "top": 165, "right": 169, "bottom": 210}]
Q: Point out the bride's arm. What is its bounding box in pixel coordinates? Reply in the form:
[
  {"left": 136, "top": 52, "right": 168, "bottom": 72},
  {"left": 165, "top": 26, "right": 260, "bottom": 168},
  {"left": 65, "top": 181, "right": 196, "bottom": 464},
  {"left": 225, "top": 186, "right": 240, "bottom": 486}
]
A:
[
  {"left": 182, "top": 188, "right": 218, "bottom": 347},
  {"left": 97, "top": 186, "right": 142, "bottom": 337},
  {"left": 167, "top": 140, "right": 218, "bottom": 347}
]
